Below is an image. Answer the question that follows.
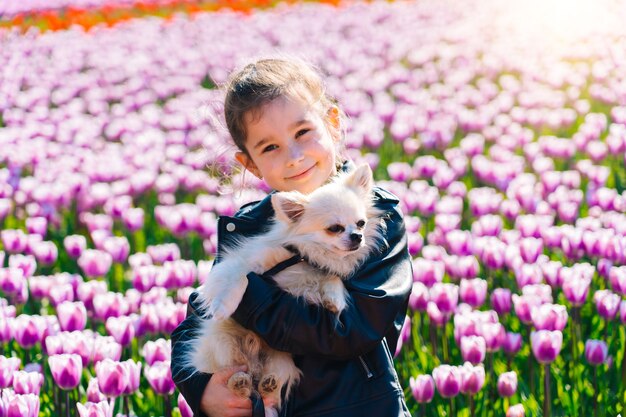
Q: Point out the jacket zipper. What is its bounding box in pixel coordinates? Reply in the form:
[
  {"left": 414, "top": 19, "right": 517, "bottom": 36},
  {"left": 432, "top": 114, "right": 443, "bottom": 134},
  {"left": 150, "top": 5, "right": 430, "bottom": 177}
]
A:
[{"left": 358, "top": 355, "right": 373, "bottom": 379}]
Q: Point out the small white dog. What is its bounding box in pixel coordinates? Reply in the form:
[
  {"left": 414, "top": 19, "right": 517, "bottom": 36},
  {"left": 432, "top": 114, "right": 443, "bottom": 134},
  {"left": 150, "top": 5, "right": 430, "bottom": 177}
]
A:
[{"left": 188, "top": 164, "right": 384, "bottom": 417}]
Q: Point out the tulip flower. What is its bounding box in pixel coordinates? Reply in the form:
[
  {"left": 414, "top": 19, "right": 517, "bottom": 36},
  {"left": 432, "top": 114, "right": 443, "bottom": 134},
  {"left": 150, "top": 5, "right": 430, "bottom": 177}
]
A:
[
  {"left": 142, "top": 339, "right": 171, "bottom": 366},
  {"left": 12, "top": 370, "right": 44, "bottom": 395},
  {"left": 178, "top": 393, "right": 193, "bottom": 417},
  {"left": 78, "top": 249, "right": 113, "bottom": 278},
  {"left": 461, "top": 336, "right": 486, "bottom": 365},
  {"left": 430, "top": 283, "right": 459, "bottom": 314},
  {"left": 64, "top": 235, "right": 87, "bottom": 259},
  {"left": 433, "top": 364, "right": 461, "bottom": 416},
  {"left": 409, "top": 282, "right": 429, "bottom": 311},
  {"left": 76, "top": 400, "right": 114, "bottom": 417},
  {"left": 460, "top": 278, "right": 487, "bottom": 308},
  {"left": 56, "top": 301, "right": 88, "bottom": 332},
  {"left": 105, "top": 316, "right": 136, "bottom": 347},
  {"left": 497, "top": 371, "right": 517, "bottom": 397},
  {"left": 13, "top": 315, "right": 47, "bottom": 351},
  {"left": 145, "top": 360, "right": 176, "bottom": 416},
  {"left": 2, "top": 392, "right": 40, "bottom": 417},
  {"left": 532, "top": 330, "right": 563, "bottom": 417},
  {"left": 95, "top": 358, "right": 129, "bottom": 397},
  {"left": 491, "top": 288, "right": 512, "bottom": 315},
  {"left": 0, "top": 355, "right": 21, "bottom": 388},
  {"left": 409, "top": 374, "right": 435, "bottom": 403},
  {"left": 585, "top": 340, "right": 608, "bottom": 366},
  {"left": 594, "top": 290, "right": 620, "bottom": 320},
  {"left": 48, "top": 353, "right": 83, "bottom": 390},
  {"left": 87, "top": 378, "right": 106, "bottom": 403},
  {"left": 531, "top": 304, "right": 568, "bottom": 331},
  {"left": 507, "top": 403, "right": 525, "bottom": 417}
]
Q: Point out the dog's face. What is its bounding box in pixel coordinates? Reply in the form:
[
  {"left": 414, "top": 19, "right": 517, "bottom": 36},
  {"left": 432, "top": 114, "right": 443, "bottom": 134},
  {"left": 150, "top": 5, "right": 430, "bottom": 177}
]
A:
[{"left": 271, "top": 164, "right": 373, "bottom": 256}]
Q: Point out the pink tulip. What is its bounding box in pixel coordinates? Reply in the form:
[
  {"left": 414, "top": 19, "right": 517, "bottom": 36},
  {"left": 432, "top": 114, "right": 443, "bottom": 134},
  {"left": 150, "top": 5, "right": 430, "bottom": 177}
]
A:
[
  {"left": 144, "top": 360, "right": 175, "bottom": 395},
  {"left": 78, "top": 249, "right": 112, "bottom": 278},
  {"left": 142, "top": 339, "right": 171, "bottom": 366},
  {"left": 512, "top": 294, "right": 542, "bottom": 324},
  {"left": 8, "top": 255, "right": 37, "bottom": 278},
  {"left": 497, "top": 371, "right": 517, "bottom": 397},
  {"left": 479, "top": 322, "right": 505, "bottom": 352},
  {"left": 409, "top": 375, "right": 435, "bottom": 404},
  {"left": 461, "top": 336, "right": 486, "bottom": 364},
  {"left": 12, "top": 370, "right": 44, "bottom": 395},
  {"left": 531, "top": 330, "right": 563, "bottom": 364},
  {"left": 91, "top": 336, "right": 123, "bottom": 364},
  {"left": 531, "top": 304, "right": 568, "bottom": 331},
  {"left": 13, "top": 315, "right": 46, "bottom": 349},
  {"left": 432, "top": 365, "right": 461, "bottom": 398},
  {"left": 585, "top": 340, "right": 608, "bottom": 366},
  {"left": 412, "top": 258, "right": 444, "bottom": 287},
  {"left": 459, "top": 362, "right": 485, "bottom": 395},
  {"left": 430, "top": 283, "right": 459, "bottom": 314},
  {"left": 102, "top": 236, "right": 130, "bottom": 264},
  {"left": 594, "top": 290, "right": 621, "bottom": 320},
  {"left": 2, "top": 392, "right": 40, "bottom": 417},
  {"left": 87, "top": 378, "right": 107, "bottom": 403},
  {"left": 48, "top": 353, "right": 82, "bottom": 390},
  {"left": 57, "top": 301, "right": 87, "bottom": 332},
  {"left": 460, "top": 278, "right": 487, "bottom": 308},
  {"left": 491, "top": 288, "right": 512, "bottom": 315},
  {"left": 507, "top": 403, "right": 525, "bottom": 417},
  {"left": 0, "top": 356, "right": 21, "bottom": 388},
  {"left": 1, "top": 229, "right": 27, "bottom": 254},
  {"left": 502, "top": 332, "right": 523, "bottom": 355},
  {"left": 408, "top": 282, "right": 429, "bottom": 311},
  {"left": 95, "top": 359, "right": 128, "bottom": 397},
  {"left": 178, "top": 392, "right": 193, "bottom": 417},
  {"left": 122, "top": 359, "right": 142, "bottom": 395},
  {"left": 64, "top": 235, "right": 87, "bottom": 259},
  {"left": 105, "top": 316, "right": 136, "bottom": 347},
  {"left": 76, "top": 400, "right": 114, "bottom": 417},
  {"left": 32, "top": 241, "right": 57, "bottom": 265}
]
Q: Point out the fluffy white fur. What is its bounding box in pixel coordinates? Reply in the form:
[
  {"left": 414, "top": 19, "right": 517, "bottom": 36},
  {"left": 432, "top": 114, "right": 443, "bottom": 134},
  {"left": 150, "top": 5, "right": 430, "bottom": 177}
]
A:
[{"left": 187, "top": 164, "right": 384, "bottom": 416}]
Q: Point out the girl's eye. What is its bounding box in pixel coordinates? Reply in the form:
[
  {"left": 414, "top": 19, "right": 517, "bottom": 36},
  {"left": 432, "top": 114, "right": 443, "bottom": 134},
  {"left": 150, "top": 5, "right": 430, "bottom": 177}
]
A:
[
  {"left": 262, "top": 144, "right": 278, "bottom": 153},
  {"left": 356, "top": 220, "right": 366, "bottom": 228},
  {"left": 326, "top": 224, "right": 345, "bottom": 233},
  {"left": 295, "top": 129, "right": 310, "bottom": 138}
]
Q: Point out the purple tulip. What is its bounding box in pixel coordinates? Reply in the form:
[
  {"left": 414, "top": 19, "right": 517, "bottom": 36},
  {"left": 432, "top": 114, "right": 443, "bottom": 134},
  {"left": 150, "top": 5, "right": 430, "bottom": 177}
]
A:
[
  {"left": 13, "top": 315, "right": 46, "bottom": 349},
  {"left": 561, "top": 268, "right": 591, "bottom": 307},
  {"left": 497, "top": 371, "right": 517, "bottom": 397},
  {"left": 583, "top": 339, "right": 608, "bottom": 366},
  {"left": 77, "top": 280, "right": 108, "bottom": 312},
  {"left": 430, "top": 283, "right": 459, "bottom": 314},
  {"left": 102, "top": 236, "right": 130, "bottom": 264},
  {"left": 460, "top": 278, "right": 487, "bottom": 308},
  {"left": 87, "top": 378, "right": 107, "bottom": 403},
  {"left": 91, "top": 336, "right": 123, "bottom": 364},
  {"left": 461, "top": 336, "right": 486, "bottom": 364},
  {"left": 93, "top": 292, "right": 129, "bottom": 322},
  {"left": 512, "top": 294, "right": 542, "bottom": 324},
  {"left": 491, "top": 288, "right": 512, "bottom": 315},
  {"left": 144, "top": 360, "right": 175, "bottom": 395},
  {"left": 12, "top": 370, "right": 44, "bottom": 395},
  {"left": 142, "top": 339, "right": 171, "bottom": 366},
  {"left": 1, "top": 229, "right": 27, "bottom": 254},
  {"left": 105, "top": 316, "right": 136, "bottom": 347},
  {"left": 502, "top": 332, "right": 523, "bottom": 355},
  {"left": 459, "top": 362, "right": 485, "bottom": 395},
  {"left": 519, "top": 237, "right": 543, "bottom": 264},
  {"left": 178, "top": 392, "right": 193, "bottom": 417},
  {"left": 395, "top": 316, "right": 412, "bottom": 357},
  {"left": 594, "top": 290, "right": 621, "bottom": 320},
  {"left": 56, "top": 301, "right": 87, "bottom": 332},
  {"left": 412, "top": 258, "right": 445, "bottom": 287},
  {"left": 409, "top": 375, "right": 435, "bottom": 403},
  {"left": 514, "top": 263, "right": 543, "bottom": 288},
  {"left": 408, "top": 282, "right": 429, "bottom": 311},
  {"left": 95, "top": 359, "right": 129, "bottom": 397},
  {"left": 0, "top": 355, "right": 21, "bottom": 388},
  {"left": 122, "top": 207, "right": 145, "bottom": 232},
  {"left": 76, "top": 400, "right": 114, "bottom": 417},
  {"left": 122, "top": 359, "right": 142, "bottom": 395},
  {"left": 8, "top": 255, "right": 37, "bottom": 278},
  {"left": 48, "top": 353, "right": 83, "bottom": 390},
  {"left": 2, "top": 392, "right": 40, "bottom": 417},
  {"left": 531, "top": 304, "right": 568, "bottom": 331},
  {"left": 64, "top": 235, "right": 87, "bottom": 259},
  {"left": 479, "top": 322, "right": 505, "bottom": 352},
  {"left": 78, "top": 249, "right": 113, "bottom": 278},
  {"left": 432, "top": 365, "right": 462, "bottom": 398},
  {"left": 531, "top": 330, "right": 563, "bottom": 364},
  {"left": 146, "top": 243, "right": 180, "bottom": 265}
]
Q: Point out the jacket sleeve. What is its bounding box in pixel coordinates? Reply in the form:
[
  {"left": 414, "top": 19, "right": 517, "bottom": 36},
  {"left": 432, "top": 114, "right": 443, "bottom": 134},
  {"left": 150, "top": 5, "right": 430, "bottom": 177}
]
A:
[
  {"left": 170, "top": 293, "right": 211, "bottom": 417},
  {"left": 230, "top": 200, "right": 413, "bottom": 360}
]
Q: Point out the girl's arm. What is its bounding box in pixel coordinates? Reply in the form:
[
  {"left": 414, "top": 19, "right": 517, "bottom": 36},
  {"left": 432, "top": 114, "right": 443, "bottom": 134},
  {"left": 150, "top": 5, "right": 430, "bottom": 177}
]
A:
[{"left": 231, "top": 199, "right": 413, "bottom": 360}]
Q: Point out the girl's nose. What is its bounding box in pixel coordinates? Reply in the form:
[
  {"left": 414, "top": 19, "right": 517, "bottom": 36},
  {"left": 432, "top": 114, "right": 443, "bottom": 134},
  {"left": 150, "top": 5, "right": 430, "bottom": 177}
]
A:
[{"left": 287, "top": 142, "right": 305, "bottom": 164}]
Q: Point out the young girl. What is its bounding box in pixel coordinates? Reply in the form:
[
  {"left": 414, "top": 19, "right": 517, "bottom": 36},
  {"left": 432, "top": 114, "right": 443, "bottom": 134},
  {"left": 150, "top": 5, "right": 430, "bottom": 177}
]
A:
[{"left": 171, "top": 58, "right": 413, "bottom": 417}]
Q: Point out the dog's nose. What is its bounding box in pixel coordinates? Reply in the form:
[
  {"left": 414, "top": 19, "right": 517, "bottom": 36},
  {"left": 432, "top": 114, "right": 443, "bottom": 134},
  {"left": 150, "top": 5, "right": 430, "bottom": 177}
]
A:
[{"left": 350, "top": 233, "right": 363, "bottom": 243}]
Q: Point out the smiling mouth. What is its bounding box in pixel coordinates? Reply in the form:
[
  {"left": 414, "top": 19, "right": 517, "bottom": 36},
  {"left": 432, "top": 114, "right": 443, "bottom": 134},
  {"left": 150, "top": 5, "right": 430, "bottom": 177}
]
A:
[{"left": 286, "top": 164, "right": 316, "bottom": 180}]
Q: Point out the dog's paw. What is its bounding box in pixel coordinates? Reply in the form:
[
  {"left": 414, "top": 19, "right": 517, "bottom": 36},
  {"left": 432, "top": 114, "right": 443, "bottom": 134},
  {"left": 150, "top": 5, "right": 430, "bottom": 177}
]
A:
[
  {"left": 258, "top": 374, "right": 279, "bottom": 396},
  {"left": 207, "top": 277, "right": 249, "bottom": 320},
  {"left": 321, "top": 280, "right": 346, "bottom": 314},
  {"left": 227, "top": 371, "right": 253, "bottom": 398},
  {"left": 264, "top": 407, "right": 279, "bottom": 417}
]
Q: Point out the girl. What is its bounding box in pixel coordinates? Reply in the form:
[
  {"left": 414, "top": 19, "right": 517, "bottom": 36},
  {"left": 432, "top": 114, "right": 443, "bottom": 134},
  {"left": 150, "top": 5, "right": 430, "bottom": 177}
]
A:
[{"left": 171, "top": 58, "right": 413, "bottom": 417}]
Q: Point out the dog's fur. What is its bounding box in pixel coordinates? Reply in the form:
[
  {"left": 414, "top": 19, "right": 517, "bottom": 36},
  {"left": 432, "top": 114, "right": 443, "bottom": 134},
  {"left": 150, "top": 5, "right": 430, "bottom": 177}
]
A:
[{"left": 186, "top": 164, "right": 384, "bottom": 417}]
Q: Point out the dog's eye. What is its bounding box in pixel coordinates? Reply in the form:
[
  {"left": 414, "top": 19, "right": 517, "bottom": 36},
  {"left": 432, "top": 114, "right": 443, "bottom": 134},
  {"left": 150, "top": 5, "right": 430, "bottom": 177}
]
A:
[
  {"left": 326, "top": 224, "right": 345, "bottom": 233},
  {"left": 356, "top": 220, "right": 366, "bottom": 228}
]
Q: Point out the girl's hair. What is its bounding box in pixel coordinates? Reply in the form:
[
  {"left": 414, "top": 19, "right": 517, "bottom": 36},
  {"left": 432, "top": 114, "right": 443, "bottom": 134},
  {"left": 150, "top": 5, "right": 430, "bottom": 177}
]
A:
[{"left": 223, "top": 57, "right": 345, "bottom": 156}]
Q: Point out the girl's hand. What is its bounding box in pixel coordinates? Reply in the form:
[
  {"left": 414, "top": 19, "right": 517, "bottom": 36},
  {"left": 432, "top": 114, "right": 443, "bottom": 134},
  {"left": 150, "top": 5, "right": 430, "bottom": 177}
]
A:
[{"left": 201, "top": 365, "right": 252, "bottom": 417}]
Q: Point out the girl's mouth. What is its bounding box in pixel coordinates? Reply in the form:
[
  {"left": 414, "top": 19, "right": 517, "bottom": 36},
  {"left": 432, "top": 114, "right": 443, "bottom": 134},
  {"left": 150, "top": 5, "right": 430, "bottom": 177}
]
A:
[{"left": 286, "top": 164, "right": 316, "bottom": 180}]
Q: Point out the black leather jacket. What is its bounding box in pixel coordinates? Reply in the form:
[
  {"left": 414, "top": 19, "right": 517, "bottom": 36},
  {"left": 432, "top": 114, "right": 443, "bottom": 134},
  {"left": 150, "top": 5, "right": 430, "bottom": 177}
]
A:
[{"left": 171, "top": 184, "right": 413, "bottom": 417}]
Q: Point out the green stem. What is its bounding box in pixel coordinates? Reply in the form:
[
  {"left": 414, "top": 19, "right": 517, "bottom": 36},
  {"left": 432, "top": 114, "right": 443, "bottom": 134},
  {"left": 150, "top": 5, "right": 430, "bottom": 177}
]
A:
[
  {"left": 571, "top": 309, "right": 578, "bottom": 417},
  {"left": 469, "top": 394, "right": 475, "bottom": 417},
  {"left": 164, "top": 395, "right": 172, "bottom": 417},
  {"left": 544, "top": 364, "right": 551, "bottom": 417},
  {"left": 449, "top": 397, "right": 455, "bottom": 417},
  {"left": 66, "top": 390, "right": 70, "bottom": 417},
  {"left": 593, "top": 366, "right": 598, "bottom": 417},
  {"left": 442, "top": 323, "right": 449, "bottom": 363}
]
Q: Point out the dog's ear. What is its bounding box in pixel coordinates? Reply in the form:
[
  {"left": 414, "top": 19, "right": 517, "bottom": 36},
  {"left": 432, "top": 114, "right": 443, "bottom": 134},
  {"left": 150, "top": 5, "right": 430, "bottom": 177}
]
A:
[
  {"left": 344, "top": 164, "right": 373, "bottom": 196},
  {"left": 272, "top": 192, "right": 308, "bottom": 223}
]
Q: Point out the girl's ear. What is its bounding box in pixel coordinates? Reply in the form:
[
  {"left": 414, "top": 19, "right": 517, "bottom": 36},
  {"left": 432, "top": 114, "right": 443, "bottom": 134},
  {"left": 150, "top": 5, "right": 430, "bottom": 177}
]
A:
[
  {"left": 235, "top": 151, "right": 262, "bottom": 179},
  {"left": 326, "top": 105, "right": 341, "bottom": 141},
  {"left": 271, "top": 192, "right": 308, "bottom": 224}
]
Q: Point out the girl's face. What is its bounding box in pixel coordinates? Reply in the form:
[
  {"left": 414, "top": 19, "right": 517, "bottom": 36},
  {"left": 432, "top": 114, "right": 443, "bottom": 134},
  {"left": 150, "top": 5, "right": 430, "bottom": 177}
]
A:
[{"left": 235, "top": 95, "right": 341, "bottom": 194}]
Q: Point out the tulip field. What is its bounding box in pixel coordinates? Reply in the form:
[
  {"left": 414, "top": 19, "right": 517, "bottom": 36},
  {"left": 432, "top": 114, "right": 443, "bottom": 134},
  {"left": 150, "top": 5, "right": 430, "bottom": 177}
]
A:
[{"left": 1, "top": 0, "right": 626, "bottom": 416}]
